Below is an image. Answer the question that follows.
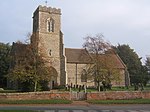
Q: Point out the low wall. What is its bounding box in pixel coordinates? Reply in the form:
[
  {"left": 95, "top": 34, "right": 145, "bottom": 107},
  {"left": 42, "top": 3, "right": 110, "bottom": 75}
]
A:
[
  {"left": 87, "top": 91, "right": 150, "bottom": 100},
  {"left": 0, "top": 91, "right": 150, "bottom": 100},
  {"left": 0, "top": 91, "right": 70, "bottom": 100}
]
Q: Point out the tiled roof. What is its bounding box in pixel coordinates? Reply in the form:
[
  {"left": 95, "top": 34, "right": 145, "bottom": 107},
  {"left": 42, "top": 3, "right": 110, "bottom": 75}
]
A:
[
  {"left": 97, "top": 53, "right": 126, "bottom": 69},
  {"left": 65, "top": 48, "right": 126, "bottom": 69},
  {"left": 65, "top": 48, "right": 92, "bottom": 64}
]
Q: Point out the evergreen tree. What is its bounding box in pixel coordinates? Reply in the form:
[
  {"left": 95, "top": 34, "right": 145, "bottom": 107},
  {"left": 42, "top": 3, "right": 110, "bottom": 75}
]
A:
[
  {"left": 0, "top": 43, "right": 11, "bottom": 88},
  {"left": 115, "top": 44, "right": 147, "bottom": 87},
  {"left": 146, "top": 56, "right": 150, "bottom": 73}
]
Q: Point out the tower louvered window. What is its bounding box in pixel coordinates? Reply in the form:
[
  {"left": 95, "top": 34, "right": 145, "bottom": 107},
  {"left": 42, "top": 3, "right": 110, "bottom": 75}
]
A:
[{"left": 48, "top": 18, "right": 54, "bottom": 32}]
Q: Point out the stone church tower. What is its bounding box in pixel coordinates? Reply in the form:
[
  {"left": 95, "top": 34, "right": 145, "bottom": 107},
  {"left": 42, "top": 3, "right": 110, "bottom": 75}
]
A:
[{"left": 31, "top": 5, "right": 66, "bottom": 89}]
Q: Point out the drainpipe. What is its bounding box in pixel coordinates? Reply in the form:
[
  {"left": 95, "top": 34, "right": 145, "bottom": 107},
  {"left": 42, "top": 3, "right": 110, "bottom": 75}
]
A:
[{"left": 75, "top": 63, "right": 77, "bottom": 86}]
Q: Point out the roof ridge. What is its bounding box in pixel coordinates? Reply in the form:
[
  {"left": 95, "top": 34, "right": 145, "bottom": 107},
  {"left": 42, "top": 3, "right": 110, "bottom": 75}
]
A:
[
  {"left": 65, "top": 48, "right": 85, "bottom": 50},
  {"left": 115, "top": 54, "right": 127, "bottom": 68}
]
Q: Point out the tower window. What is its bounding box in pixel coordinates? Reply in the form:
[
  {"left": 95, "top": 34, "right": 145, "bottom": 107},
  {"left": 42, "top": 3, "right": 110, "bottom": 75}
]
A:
[
  {"left": 48, "top": 18, "right": 54, "bottom": 32},
  {"left": 49, "top": 49, "right": 52, "bottom": 56}
]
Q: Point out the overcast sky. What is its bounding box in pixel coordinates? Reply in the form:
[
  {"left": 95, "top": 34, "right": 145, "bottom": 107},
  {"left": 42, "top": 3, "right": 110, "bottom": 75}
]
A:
[{"left": 0, "top": 0, "right": 150, "bottom": 63}]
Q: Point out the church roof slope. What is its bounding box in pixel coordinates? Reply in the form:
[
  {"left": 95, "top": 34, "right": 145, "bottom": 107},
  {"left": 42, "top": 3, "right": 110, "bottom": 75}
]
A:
[
  {"left": 97, "top": 53, "right": 126, "bottom": 69},
  {"left": 65, "top": 48, "right": 126, "bottom": 69},
  {"left": 65, "top": 48, "right": 92, "bottom": 64}
]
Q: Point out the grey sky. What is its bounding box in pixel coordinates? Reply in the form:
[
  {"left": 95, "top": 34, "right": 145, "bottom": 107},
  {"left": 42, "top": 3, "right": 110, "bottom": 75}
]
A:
[{"left": 0, "top": 0, "right": 150, "bottom": 63}]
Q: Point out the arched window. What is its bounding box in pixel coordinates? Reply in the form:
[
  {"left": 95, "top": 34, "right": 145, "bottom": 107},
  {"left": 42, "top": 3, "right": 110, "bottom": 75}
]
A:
[
  {"left": 81, "top": 69, "right": 87, "bottom": 82},
  {"left": 47, "top": 18, "right": 54, "bottom": 32}
]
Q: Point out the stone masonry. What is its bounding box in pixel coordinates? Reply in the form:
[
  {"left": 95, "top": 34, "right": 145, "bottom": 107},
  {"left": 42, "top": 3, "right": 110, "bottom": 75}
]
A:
[{"left": 31, "top": 5, "right": 66, "bottom": 88}]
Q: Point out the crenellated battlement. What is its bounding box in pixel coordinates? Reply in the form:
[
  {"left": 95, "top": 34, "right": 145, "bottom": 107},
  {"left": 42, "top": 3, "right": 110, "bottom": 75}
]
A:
[{"left": 34, "top": 5, "right": 61, "bottom": 15}]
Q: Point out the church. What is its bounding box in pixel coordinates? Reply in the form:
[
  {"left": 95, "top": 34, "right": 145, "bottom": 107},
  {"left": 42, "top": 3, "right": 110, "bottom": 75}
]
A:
[{"left": 9, "top": 5, "right": 130, "bottom": 89}]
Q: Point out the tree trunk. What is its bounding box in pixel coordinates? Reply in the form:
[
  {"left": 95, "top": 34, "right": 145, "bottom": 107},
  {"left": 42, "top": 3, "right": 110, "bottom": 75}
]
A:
[
  {"left": 84, "top": 83, "right": 87, "bottom": 93},
  {"left": 98, "top": 81, "right": 100, "bottom": 92},
  {"left": 34, "top": 81, "right": 37, "bottom": 92}
]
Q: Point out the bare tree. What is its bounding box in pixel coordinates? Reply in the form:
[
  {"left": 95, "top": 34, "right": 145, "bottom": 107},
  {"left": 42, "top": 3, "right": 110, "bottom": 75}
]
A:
[
  {"left": 24, "top": 32, "right": 32, "bottom": 44},
  {"left": 83, "top": 34, "right": 120, "bottom": 91}
]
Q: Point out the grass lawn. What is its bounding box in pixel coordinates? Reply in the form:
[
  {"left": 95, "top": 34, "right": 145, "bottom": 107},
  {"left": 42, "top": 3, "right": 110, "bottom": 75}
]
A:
[
  {"left": 0, "top": 110, "right": 54, "bottom": 112},
  {"left": 0, "top": 99, "right": 72, "bottom": 104},
  {"left": 0, "top": 110, "right": 37, "bottom": 112},
  {"left": 87, "top": 99, "right": 150, "bottom": 104},
  {"left": 0, "top": 90, "right": 19, "bottom": 93},
  {"left": 58, "top": 85, "right": 150, "bottom": 92}
]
